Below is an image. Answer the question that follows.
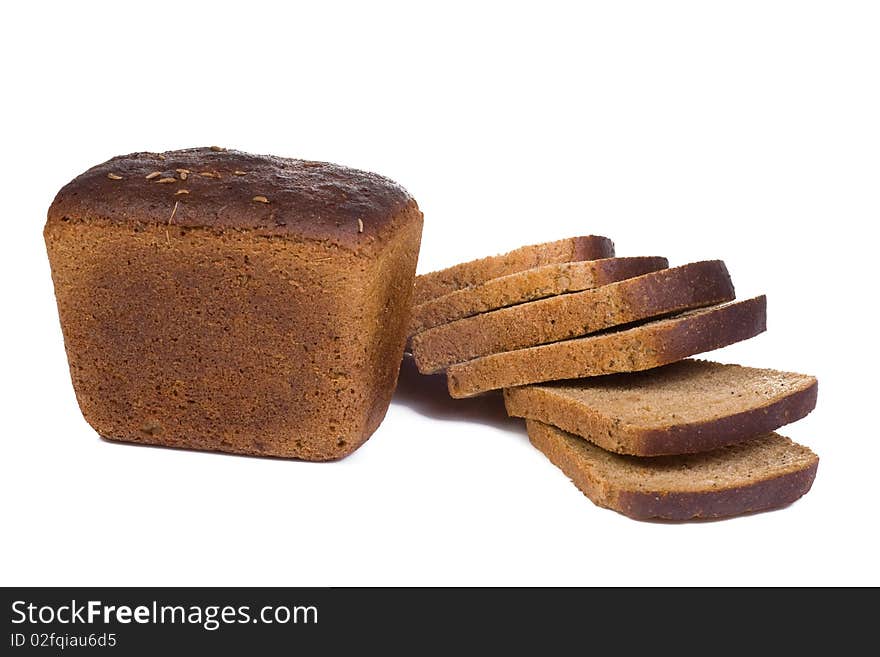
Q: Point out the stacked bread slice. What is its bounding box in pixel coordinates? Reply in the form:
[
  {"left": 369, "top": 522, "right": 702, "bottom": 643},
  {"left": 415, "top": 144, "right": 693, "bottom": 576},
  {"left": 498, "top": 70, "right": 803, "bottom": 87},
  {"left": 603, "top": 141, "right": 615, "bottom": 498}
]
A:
[{"left": 408, "top": 237, "right": 819, "bottom": 521}]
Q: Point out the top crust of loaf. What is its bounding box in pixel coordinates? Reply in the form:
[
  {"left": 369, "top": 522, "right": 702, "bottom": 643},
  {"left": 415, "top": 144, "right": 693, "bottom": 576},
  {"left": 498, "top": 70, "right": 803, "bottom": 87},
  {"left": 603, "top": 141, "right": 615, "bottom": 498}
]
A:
[{"left": 47, "top": 147, "right": 421, "bottom": 251}]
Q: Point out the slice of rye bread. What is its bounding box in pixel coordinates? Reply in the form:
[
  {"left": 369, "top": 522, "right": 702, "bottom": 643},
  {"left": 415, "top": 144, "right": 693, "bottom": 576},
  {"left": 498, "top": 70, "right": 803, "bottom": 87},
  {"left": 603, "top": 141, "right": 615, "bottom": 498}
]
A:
[
  {"left": 447, "top": 296, "right": 767, "bottom": 398},
  {"left": 413, "top": 260, "right": 735, "bottom": 374},
  {"left": 526, "top": 420, "right": 819, "bottom": 520},
  {"left": 408, "top": 256, "right": 669, "bottom": 336},
  {"left": 413, "top": 236, "right": 615, "bottom": 305},
  {"left": 504, "top": 360, "right": 818, "bottom": 456}
]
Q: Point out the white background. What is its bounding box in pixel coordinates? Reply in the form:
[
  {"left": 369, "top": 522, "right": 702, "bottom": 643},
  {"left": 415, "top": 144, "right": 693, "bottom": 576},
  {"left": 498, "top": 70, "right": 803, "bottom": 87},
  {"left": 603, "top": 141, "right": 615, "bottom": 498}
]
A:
[{"left": 2, "top": 1, "right": 878, "bottom": 586}]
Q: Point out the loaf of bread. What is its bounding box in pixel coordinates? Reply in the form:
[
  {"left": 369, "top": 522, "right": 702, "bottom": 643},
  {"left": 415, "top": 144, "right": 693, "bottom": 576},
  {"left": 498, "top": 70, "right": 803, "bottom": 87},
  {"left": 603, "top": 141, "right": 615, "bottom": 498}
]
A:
[
  {"left": 408, "top": 256, "right": 669, "bottom": 336},
  {"left": 411, "top": 260, "right": 734, "bottom": 373},
  {"left": 446, "top": 296, "right": 767, "bottom": 397},
  {"left": 527, "top": 420, "right": 819, "bottom": 520},
  {"left": 505, "top": 360, "right": 818, "bottom": 456},
  {"left": 44, "top": 147, "right": 423, "bottom": 460},
  {"left": 413, "top": 236, "right": 614, "bottom": 305}
]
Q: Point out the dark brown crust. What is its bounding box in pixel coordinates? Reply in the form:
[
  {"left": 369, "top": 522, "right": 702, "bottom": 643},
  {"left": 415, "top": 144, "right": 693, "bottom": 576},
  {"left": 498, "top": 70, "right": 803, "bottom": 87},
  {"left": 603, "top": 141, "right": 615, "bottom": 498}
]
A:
[
  {"left": 447, "top": 296, "right": 768, "bottom": 398},
  {"left": 616, "top": 463, "right": 819, "bottom": 520},
  {"left": 412, "top": 236, "right": 615, "bottom": 304},
  {"left": 408, "top": 256, "right": 670, "bottom": 336},
  {"left": 571, "top": 236, "right": 614, "bottom": 262},
  {"left": 412, "top": 260, "right": 734, "bottom": 373},
  {"left": 504, "top": 368, "right": 818, "bottom": 456},
  {"left": 47, "top": 147, "right": 420, "bottom": 250},
  {"left": 635, "top": 381, "right": 818, "bottom": 455}
]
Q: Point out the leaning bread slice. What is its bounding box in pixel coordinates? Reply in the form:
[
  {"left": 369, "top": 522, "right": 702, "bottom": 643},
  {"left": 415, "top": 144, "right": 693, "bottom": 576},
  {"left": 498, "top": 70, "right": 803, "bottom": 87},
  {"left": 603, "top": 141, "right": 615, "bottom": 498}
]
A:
[
  {"left": 526, "top": 420, "right": 818, "bottom": 520},
  {"left": 413, "top": 235, "right": 614, "bottom": 305},
  {"left": 447, "top": 296, "right": 767, "bottom": 398},
  {"left": 409, "top": 256, "right": 669, "bottom": 336},
  {"left": 505, "top": 360, "right": 818, "bottom": 456},
  {"left": 413, "top": 260, "right": 734, "bottom": 373}
]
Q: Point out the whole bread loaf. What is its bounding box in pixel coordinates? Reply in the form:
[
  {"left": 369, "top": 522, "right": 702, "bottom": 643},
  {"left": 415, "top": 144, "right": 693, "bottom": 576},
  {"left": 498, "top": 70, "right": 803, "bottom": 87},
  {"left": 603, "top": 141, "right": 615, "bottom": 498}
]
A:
[
  {"left": 527, "top": 419, "right": 819, "bottom": 520},
  {"left": 413, "top": 236, "right": 614, "bottom": 305},
  {"left": 446, "top": 296, "right": 767, "bottom": 397},
  {"left": 412, "top": 260, "right": 734, "bottom": 373},
  {"left": 44, "top": 147, "right": 423, "bottom": 460},
  {"left": 505, "top": 360, "right": 818, "bottom": 456}
]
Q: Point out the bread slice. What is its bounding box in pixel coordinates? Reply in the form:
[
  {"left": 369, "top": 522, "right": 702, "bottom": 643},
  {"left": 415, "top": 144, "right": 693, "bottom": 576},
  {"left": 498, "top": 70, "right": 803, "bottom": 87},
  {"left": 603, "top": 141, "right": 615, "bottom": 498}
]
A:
[
  {"left": 413, "top": 236, "right": 614, "bottom": 305},
  {"left": 408, "top": 256, "right": 669, "bottom": 336},
  {"left": 526, "top": 419, "right": 819, "bottom": 520},
  {"left": 412, "top": 261, "right": 734, "bottom": 373},
  {"left": 447, "top": 296, "right": 767, "bottom": 398},
  {"left": 505, "top": 360, "right": 818, "bottom": 456}
]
